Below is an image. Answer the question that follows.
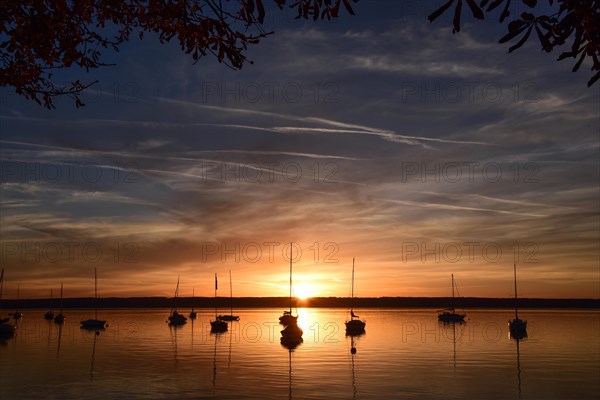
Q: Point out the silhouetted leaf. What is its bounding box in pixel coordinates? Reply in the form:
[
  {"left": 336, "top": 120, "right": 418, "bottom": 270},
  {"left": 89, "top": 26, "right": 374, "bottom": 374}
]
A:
[
  {"left": 509, "top": 25, "right": 532, "bottom": 52},
  {"left": 486, "top": 0, "right": 504, "bottom": 11},
  {"left": 521, "top": 12, "right": 534, "bottom": 21},
  {"left": 256, "top": 0, "right": 266, "bottom": 23},
  {"left": 342, "top": 0, "right": 356, "bottom": 15},
  {"left": 535, "top": 25, "right": 551, "bottom": 51},
  {"left": 466, "top": 0, "right": 484, "bottom": 19},
  {"left": 557, "top": 51, "right": 575, "bottom": 60},
  {"left": 588, "top": 71, "right": 600, "bottom": 87},
  {"left": 453, "top": 0, "right": 463, "bottom": 33},
  {"left": 428, "top": 0, "right": 455, "bottom": 22},
  {"left": 499, "top": 21, "right": 527, "bottom": 43},
  {"left": 572, "top": 49, "right": 586, "bottom": 72},
  {"left": 500, "top": 0, "right": 511, "bottom": 22},
  {"left": 522, "top": 0, "right": 537, "bottom": 7}
]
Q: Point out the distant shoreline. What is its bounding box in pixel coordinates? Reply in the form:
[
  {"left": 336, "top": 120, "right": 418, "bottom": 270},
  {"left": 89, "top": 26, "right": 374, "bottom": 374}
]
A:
[{"left": 1, "top": 296, "right": 598, "bottom": 309}]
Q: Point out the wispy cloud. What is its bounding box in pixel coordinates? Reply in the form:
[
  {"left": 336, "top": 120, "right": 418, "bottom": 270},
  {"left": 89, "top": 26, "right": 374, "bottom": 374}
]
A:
[
  {"left": 154, "top": 98, "right": 497, "bottom": 146},
  {"left": 380, "top": 198, "right": 547, "bottom": 217}
]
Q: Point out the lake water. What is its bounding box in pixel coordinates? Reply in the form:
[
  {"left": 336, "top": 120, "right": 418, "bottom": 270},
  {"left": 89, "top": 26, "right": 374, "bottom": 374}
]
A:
[{"left": 0, "top": 308, "right": 598, "bottom": 400}]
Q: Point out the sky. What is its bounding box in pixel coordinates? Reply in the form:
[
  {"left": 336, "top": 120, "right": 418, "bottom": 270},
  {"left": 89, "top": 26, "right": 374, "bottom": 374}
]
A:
[{"left": 0, "top": 1, "right": 598, "bottom": 300}]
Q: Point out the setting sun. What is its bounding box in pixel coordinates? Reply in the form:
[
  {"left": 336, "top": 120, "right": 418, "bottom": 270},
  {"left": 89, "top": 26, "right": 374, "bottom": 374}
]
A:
[{"left": 294, "top": 283, "right": 318, "bottom": 300}]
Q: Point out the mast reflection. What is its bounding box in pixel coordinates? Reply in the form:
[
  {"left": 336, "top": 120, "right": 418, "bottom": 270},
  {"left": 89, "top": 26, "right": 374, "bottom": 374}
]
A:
[
  {"left": 281, "top": 335, "right": 303, "bottom": 400},
  {"left": 347, "top": 331, "right": 364, "bottom": 400}
]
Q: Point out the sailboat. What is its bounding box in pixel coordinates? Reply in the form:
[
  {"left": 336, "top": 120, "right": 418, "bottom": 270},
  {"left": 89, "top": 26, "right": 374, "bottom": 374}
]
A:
[
  {"left": 53, "top": 282, "right": 65, "bottom": 324},
  {"left": 210, "top": 273, "right": 228, "bottom": 332},
  {"left": 279, "top": 243, "right": 298, "bottom": 326},
  {"left": 0, "top": 269, "right": 16, "bottom": 337},
  {"left": 189, "top": 287, "right": 197, "bottom": 320},
  {"left": 12, "top": 284, "right": 23, "bottom": 320},
  {"left": 80, "top": 268, "right": 107, "bottom": 329},
  {"left": 437, "top": 274, "right": 466, "bottom": 322},
  {"left": 44, "top": 288, "right": 54, "bottom": 320},
  {"left": 345, "top": 258, "right": 366, "bottom": 334},
  {"left": 168, "top": 276, "right": 187, "bottom": 326},
  {"left": 508, "top": 261, "right": 527, "bottom": 338},
  {"left": 217, "top": 270, "right": 239, "bottom": 321}
]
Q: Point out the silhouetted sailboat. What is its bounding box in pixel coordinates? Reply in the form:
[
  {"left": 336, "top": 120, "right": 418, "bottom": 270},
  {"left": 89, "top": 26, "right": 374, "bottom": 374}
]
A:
[
  {"left": 217, "top": 270, "right": 239, "bottom": 321},
  {"left": 345, "top": 258, "right": 366, "bottom": 334},
  {"left": 210, "top": 273, "right": 228, "bottom": 332},
  {"left": 279, "top": 243, "right": 298, "bottom": 326},
  {"left": 44, "top": 288, "right": 54, "bottom": 320},
  {"left": 437, "top": 274, "right": 466, "bottom": 322},
  {"left": 189, "top": 287, "right": 197, "bottom": 320},
  {"left": 168, "top": 275, "right": 187, "bottom": 326},
  {"left": 508, "top": 261, "right": 527, "bottom": 338},
  {"left": 53, "top": 283, "right": 65, "bottom": 324},
  {"left": 80, "top": 268, "right": 107, "bottom": 329},
  {"left": 281, "top": 321, "right": 303, "bottom": 343},
  {"left": 0, "top": 269, "right": 16, "bottom": 337},
  {"left": 12, "top": 284, "right": 23, "bottom": 320}
]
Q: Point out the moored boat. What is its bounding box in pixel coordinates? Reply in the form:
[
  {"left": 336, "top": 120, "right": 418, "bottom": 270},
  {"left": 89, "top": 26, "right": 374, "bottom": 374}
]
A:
[{"left": 437, "top": 274, "right": 466, "bottom": 323}]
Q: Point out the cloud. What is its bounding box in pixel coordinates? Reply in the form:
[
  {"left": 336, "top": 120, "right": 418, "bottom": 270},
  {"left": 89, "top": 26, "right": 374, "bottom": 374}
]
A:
[{"left": 154, "top": 98, "right": 497, "bottom": 147}]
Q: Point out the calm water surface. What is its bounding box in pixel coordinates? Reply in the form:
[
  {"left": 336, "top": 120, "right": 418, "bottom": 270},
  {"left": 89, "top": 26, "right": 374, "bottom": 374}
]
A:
[{"left": 0, "top": 308, "right": 598, "bottom": 399}]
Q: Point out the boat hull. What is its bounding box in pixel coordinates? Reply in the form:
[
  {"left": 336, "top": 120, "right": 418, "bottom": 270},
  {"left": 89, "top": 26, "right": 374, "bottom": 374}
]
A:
[
  {"left": 281, "top": 323, "right": 303, "bottom": 340},
  {"left": 437, "top": 311, "right": 465, "bottom": 323},
  {"left": 217, "top": 315, "right": 240, "bottom": 321},
  {"left": 508, "top": 318, "right": 528, "bottom": 338},
  {"left": 44, "top": 311, "right": 54, "bottom": 320},
  {"left": 188, "top": 312, "right": 197, "bottom": 320},
  {"left": 345, "top": 319, "right": 366, "bottom": 333},
  {"left": 80, "top": 319, "right": 107, "bottom": 329},
  {"left": 168, "top": 311, "right": 187, "bottom": 326},
  {"left": 0, "top": 322, "right": 16, "bottom": 337},
  {"left": 279, "top": 314, "right": 298, "bottom": 325},
  {"left": 53, "top": 314, "right": 65, "bottom": 324},
  {"left": 210, "top": 319, "right": 228, "bottom": 332}
]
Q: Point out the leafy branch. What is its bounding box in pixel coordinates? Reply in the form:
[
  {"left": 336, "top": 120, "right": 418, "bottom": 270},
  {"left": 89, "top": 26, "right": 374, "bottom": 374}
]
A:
[
  {"left": 428, "top": 0, "right": 600, "bottom": 87},
  {"left": 0, "top": 0, "right": 358, "bottom": 109}
]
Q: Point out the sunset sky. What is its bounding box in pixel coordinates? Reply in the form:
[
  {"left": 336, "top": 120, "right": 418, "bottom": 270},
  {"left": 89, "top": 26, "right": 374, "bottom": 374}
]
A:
[{"left": 0, "top": 1, "right": 598, "bottom": 300}]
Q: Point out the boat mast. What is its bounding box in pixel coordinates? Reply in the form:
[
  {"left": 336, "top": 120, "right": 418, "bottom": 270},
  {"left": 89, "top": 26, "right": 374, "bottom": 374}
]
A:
[
  {"left": 229, "top": 270, "right": 233, "bottom": 316},
  {"left": 171, "top": 275, "right": 179, "bottom": 314},
  {"left": 451, "top": 274, "right": 455, "bottom": 311},
  {"left": 191, "top": 287, "right": 195, "bottom": 313},
  {"left": 59, "top": 282, "right": 63, "bottom": 313},
  {"left": 214, "top": 273, "right": 218, "bottom": 318},
  {"left": 350, "top": 257, "right": 355, "bottom": 319},
  {"left": 94, "top": 268, "right": 98, "bottom": 320},
  {"left": 0, "top": 268, "right": 4, "bottom": 306},
  {"left": 513, "top": 262, "right": 519, "bottom": 320},
  {"left": 289, "top": 243, "right": 292, "bottom": 314}
]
